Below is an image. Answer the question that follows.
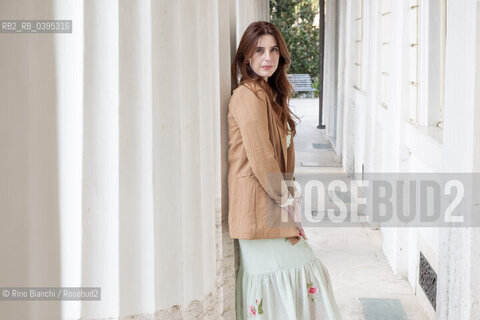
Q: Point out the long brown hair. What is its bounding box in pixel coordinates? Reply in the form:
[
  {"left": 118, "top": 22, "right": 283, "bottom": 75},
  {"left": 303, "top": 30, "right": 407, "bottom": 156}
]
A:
[{"left": 231, "top": 21, "right": 300, "bottom": 137}]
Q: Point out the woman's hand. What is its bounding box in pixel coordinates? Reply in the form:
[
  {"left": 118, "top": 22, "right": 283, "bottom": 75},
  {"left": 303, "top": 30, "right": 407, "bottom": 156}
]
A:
[{"left": 284, "top": 198, "right": 307, "bottom": 240}]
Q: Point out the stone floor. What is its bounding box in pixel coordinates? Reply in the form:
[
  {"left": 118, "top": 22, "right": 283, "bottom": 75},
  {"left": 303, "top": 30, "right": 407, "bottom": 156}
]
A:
[{"left": 290, "top": 98, "right": 428, "bottom": 320}]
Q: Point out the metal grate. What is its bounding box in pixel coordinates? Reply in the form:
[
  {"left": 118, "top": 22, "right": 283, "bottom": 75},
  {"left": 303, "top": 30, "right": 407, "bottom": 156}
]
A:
[{"left": 419, "top": 252, "right": 437, "bottom": 310}]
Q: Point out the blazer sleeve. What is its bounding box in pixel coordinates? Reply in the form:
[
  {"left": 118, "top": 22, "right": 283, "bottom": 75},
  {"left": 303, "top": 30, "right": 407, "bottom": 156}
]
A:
[{"left": 229, "top": 85, "right": 291, "bottom": 206}]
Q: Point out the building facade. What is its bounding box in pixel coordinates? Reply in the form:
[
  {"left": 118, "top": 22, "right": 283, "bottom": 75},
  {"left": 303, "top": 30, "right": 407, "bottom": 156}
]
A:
[{"left": 323, "top": 0, "right": 480, "bottom": 319}]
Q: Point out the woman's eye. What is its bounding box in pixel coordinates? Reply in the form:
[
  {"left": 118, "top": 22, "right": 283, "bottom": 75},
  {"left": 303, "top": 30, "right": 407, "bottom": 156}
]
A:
[
  {"left": 256, "top": 49, "right": 264, "bottom": 53},
  {"left": 272, "top": 47, "right": 279, "bottom": 52}
]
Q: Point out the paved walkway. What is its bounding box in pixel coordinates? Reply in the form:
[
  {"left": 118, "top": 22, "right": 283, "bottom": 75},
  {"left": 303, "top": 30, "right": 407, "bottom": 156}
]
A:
[{"left": 290, "top": 98, "right": 428, "bottom": 320}]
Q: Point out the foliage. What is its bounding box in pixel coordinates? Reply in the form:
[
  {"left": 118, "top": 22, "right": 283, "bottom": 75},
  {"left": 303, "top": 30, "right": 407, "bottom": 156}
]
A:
[{"left": 270, "top": 0, "right": 320, "bottom": 85}]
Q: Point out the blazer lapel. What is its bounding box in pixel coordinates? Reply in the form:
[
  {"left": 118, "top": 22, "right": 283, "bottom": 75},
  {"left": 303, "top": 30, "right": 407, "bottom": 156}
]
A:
[{"left": 266, "top": 96, "right": 288, "bottom": 171}]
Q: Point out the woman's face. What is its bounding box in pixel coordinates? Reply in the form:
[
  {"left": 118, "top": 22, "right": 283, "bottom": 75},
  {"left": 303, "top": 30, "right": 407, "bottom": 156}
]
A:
[{"left": 248, "top": 34, "right": 280, "bottom": 81}]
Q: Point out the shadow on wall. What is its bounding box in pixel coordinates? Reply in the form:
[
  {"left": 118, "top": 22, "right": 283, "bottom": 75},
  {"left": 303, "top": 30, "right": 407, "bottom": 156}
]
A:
[{"left": 0, "top": 0, "right": 61, "bottom": 318}]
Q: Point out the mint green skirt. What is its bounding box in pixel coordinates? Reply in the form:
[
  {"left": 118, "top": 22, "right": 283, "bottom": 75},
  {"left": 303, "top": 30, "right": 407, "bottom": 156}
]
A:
[{"left": 236, "top": 237, "right": 343, "bottom": 319}]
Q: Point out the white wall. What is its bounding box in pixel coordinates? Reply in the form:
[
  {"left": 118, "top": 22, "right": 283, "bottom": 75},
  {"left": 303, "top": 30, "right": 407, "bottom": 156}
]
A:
[
  {"left": 235, "top": 0, "right": 270, "bottom": 47},
  {"left": 325, "top": 0, "right": 480, "bottom": 319}
]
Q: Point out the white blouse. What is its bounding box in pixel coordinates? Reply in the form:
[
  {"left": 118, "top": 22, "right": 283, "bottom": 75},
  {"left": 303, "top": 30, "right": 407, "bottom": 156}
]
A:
[{"left": 286, "top": 122, "right": 292, "bottom": 148}]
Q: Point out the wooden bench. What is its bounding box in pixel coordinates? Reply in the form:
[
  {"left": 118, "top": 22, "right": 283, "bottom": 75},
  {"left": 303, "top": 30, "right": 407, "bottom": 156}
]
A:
[{"left": 287, "top": 74, "right": 314, "bottom": 98}]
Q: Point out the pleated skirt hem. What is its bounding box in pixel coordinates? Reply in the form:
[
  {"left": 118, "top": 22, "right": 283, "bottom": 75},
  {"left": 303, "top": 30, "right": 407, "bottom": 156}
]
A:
[{"left": 236, "top": 239, "right": 343, "bottom": 319}]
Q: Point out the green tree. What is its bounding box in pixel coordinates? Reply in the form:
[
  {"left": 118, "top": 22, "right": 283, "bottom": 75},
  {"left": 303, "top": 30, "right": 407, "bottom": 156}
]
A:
[{"left": 270, "top": 0, "right": 319, "bottom": 96}]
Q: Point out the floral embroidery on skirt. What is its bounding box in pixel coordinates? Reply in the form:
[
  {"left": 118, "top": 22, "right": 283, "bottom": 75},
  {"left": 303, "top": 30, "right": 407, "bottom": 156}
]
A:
[
  {"left": 248, "top": 298, "right": 263, "bottom": 317},
  {"left": 236, "top": 237, "right": 343, "bottom": 319}
]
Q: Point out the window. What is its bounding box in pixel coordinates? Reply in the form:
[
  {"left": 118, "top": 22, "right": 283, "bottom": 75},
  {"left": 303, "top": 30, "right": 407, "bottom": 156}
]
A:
[
  {"left": 408, "top": 0, "right": 446, "bottom": 127},
  {"left": 408, "top": 0, "right": 419, "bottom": 122},
  {"left": 352, "top": 0, "right": 364, "bottom": 90},
  {"left": 379, "top": 0, "right": 392, "bottom": 108}
]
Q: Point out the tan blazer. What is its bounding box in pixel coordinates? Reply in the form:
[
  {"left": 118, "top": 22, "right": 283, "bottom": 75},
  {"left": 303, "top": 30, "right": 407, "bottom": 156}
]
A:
[{"left": 227, "top": 81, "right": 300, "bottom": 240}]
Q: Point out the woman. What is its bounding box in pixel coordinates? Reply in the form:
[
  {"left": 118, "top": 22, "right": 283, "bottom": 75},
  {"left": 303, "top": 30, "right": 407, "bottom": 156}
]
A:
[{"left": 227, "top": 21, "right": 343, "bottom": 319}]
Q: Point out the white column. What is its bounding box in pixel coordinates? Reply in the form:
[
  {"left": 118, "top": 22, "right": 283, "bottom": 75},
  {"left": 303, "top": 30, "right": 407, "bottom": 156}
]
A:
[
  {"left": 0, "top": 0, "right": 62, "bottom": 318},
  {"left": 151, "top": 0, "right": 184, "bottom": 313},
  {"left": 216, "top": 0, "right": 238, "bottom": 317},
  {"left": 340, "top": 0, "right": 355, "bottom": 174},
  {"left": 118, "top": 0, "right": 155, "bottom": 317},
  {"left": 324, "top": 0, "right": 341, "bottom": 142},
  {"left": 54, "top": 0, "right": 84, "bottom": 319},
  {"left": 335, "top": 0, "right": 347, "bottom": 159},
  {"left": 152, "top": 0, "right": 222, "bottom": 316},
  {"left": 82, "top": 0, "right": 120, "bottom": 318},
  {"left": 235, "top": 0, "right": 270, "bottom": 46},
  {"left": 177, "top": 0, "right": 204, "bottom": 306},
  {"left": 437, "top": 0, "right": 480, "bottom": 319},
  {"left": 196, "top": 0, "right": 219, "bottom": 302}
]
